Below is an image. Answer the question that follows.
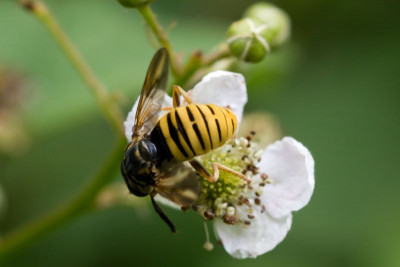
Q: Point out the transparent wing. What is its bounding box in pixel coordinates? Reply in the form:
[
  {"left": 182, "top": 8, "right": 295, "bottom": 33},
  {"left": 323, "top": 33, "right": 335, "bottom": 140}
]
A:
[
  {"left": 156, "top": 160, "right": 201, "bottom": 207},
  {"left": 132, "top": 48, "right": 169, "bottom": 137}
]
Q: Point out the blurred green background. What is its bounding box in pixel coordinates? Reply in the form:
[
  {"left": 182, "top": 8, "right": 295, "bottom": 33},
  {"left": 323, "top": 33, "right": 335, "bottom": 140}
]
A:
[{"left": 1, "top": 0, "right": 399, "bottom": 266}]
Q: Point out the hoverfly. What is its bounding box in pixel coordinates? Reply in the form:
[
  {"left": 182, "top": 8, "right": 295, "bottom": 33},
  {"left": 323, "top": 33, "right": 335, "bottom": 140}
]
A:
[{"left": 121, "top": 48, "right": 249, "bottom": 233}]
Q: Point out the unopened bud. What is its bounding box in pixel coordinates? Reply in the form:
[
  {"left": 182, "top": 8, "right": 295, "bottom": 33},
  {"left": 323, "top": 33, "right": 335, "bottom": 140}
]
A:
[
  {"left": 244, "top": 2, "right": 291, "bottom": 48},
  {"left": 117, "top": 0, "right": 154, "bottom": 8},
  {"left": 227, "top": 18, "right": 270, "bottom": 63}
]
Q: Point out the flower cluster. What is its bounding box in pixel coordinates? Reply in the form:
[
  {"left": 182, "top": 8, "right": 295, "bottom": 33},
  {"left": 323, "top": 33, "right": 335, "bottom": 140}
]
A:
[{"left": 124, "top": 71, "right": 314, "bottom": 258}]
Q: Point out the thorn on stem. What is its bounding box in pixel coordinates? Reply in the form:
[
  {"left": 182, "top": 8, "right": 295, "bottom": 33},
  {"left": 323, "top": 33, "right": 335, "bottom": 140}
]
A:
[
  {"left": 20, "top": 0, "right": 47, "bottom": 15},
  {"left": 20, "top": 0, "right": 35, "bottom": 11},
  {"left": 193, "top": 50, "right": 203, "bottom": 59}
]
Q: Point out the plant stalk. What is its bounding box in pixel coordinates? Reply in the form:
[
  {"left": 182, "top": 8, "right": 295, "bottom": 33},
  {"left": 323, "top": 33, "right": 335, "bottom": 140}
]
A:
[
  {"left": 0, "top": 139, "right": 126, "bottom": 260},
  {"left": 137, "top": 4, "right": 181, "bottom": 76},
  {"left": 22, "top": 0, "right": 125, "bottom": 137}
]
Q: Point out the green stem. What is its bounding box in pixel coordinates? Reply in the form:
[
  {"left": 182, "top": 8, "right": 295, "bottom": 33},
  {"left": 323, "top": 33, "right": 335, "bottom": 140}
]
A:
[
  {"left": 171, "top": 50, "right": 203, "bottom": 91},
  {"left": 0, "top": 138, "right": 126, "bottom": 260},
  {"left": 136, "top": 4, "right": 232, "bottom": 89},
  {"left": 22, "top": 0, "right": 124, "bottom": 137},
  {"left": 171, "top": 45, "right": 232, "bottom": 90},
  {"left": 202, "top": 44, "right": 231, "bottom": 67},
  {"left": 137, "top": 5, "right": 181, "bottom": 77}
]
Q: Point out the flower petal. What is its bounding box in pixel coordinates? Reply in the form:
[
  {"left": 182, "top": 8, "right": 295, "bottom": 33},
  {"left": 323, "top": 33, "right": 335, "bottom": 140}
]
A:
[
  {"left": 189, "top": 71, "right": 248, "bottom": 124},
  {"left": 260, "top": 137, "right": 315, "bottom": 218},
  {"left": 214, "top": 207, "right": 292, "bottom": 258},
  {"left": 124, "top": 95, "right": 172, "bottom": 142}
]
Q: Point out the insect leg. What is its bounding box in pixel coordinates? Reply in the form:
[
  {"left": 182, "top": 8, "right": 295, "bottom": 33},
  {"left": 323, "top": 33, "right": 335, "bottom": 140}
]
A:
[
  {"left": 212, "top": 163, "right": 251, "bottom": 183},
  {"left": 178, "top": 86, "right": 193, "bottom": 104},
  {"left": 173, "top": 85, "right": 193, "bottom": 106},
  {"left": 161, "top": 85, "right": 191, "bottom": 113},
  {"left": 150, "top": 191, "right": 177, "bottom": 233},
  {"left": 172, "top": 85, "right": 181, "bottom": 107},
  {"left": 189, "top": 159, "right": 216, "bottom": 183},
  {"left": 189, "top": 159, "right": 250, "bottom": 184}
]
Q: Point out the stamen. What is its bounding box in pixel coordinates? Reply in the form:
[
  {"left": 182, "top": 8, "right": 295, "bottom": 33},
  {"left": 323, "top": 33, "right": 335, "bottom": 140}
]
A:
[
  {"left": 239, "top": 137, "right": 248, "bottom": 147},
  {"left": 256, "top": 186, "right": 263, "bottom": 196},
  {"left": 227, "top": 206, "right": 236, "bottom": 217},
  {"left": 223, "top": 214, "right": 236, "bottom": 224},
  {"left": 204, "top": 210, "right": 215, "bottom": 220},
  {"left": 261, "top": 205, "right": 266, "bottom": 213},
  {"left": 254, "top": 149, "right": 263, "bottom": 158},
  {"left": 203, "top": 221, "right": 214, "bottom": 251},
  {"left": 195, "top": 135, "right": 267, "bottom": 227}
]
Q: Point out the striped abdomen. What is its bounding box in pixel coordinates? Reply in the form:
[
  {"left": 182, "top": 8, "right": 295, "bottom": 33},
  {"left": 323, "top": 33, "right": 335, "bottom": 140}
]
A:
[{"left": 151, "top": 104, "right": 238, "bottom": 162}]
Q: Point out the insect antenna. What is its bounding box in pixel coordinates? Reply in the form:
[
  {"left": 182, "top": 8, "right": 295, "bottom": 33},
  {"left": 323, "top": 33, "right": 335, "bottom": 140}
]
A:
[{"left": 150, "top": 192, "right": 177, "bottom": 233}]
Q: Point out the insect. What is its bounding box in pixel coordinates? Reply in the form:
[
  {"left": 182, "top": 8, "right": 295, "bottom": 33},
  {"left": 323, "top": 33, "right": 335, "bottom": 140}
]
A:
[{"left": 121, "top": 48, "right": 249, "bottom": 233}]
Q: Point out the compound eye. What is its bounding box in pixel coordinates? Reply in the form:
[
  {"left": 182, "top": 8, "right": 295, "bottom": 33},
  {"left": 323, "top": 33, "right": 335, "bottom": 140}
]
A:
[
  {"left": 121, "top": 161, "right": 152, "bottom": 197},
  {"left": 122, "top": 145, "right": 137, "bottom": 173},
  {"left": 124, "top": 145, "right": 137, "bottom": 163},
  {"left": 138, "top": 140, "right": 157, "bottom": 162}
]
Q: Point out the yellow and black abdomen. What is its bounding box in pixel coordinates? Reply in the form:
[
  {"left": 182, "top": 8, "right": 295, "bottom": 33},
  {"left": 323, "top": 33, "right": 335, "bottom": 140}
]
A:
[{"left": 151, "top": 104, "right": 238, "bottom": 162}]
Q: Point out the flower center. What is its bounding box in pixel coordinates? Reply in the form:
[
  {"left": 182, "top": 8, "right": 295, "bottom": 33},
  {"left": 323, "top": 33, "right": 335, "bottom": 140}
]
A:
[
  {"left": 194, "top": 133, "right": 269, "bottom": 224},
  {"left": 198, "top": 153, "right": 246, "bottom": 207}
]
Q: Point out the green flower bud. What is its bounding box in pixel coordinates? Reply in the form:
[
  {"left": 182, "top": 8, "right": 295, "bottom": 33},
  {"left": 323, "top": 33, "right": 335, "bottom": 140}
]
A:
[
  {"left": 244, "top": 2, "right": 291, "bottom": 47},
  {"left": 227, "top": 18, "right": 270, "bottom": 63},
  {"left": 117, "top": 0, "right": 154, "bottom": 8}
]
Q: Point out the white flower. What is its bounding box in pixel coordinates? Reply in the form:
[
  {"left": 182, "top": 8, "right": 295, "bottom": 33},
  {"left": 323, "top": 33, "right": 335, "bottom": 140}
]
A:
[
  {"left": 123, "top": 70, "right": 315, "bottom": 259},
  {"left": 210, "top": 136, "right": 314, "bottom": 258}
]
